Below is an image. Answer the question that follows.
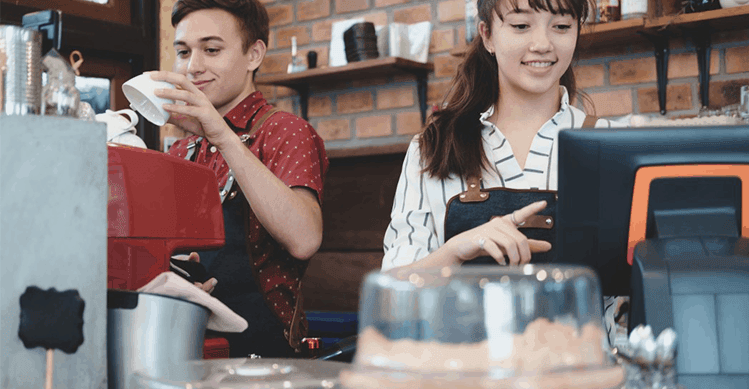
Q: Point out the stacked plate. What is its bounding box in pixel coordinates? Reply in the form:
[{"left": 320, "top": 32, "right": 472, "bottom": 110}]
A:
[{"left": 343, "top": 22, "right": 379, "bottom": 63}]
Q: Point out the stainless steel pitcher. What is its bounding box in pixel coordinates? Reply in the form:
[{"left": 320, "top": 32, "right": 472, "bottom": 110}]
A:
[
  {"left": 107, "top": 290, "right": 211, "bottom": 389},
  {"left": 0, "top": 25, "right": 43, "bottom": 115}
]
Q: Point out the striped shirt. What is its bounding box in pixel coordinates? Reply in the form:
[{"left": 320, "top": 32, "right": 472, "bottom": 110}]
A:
[{"left": 382, "top": 88, "right": 625, "bottom": 271}]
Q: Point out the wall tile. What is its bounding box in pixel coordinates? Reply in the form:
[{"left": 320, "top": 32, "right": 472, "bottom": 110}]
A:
[
  {"left": 298, "top": 0, "right": 331, "bottom": 22},
  {"left": 610, "top": 57, "right": 657, "bottom": 85},
  {"left": 588, "top": 89, "right": 633, "bottom": 117},
  {"left": 309, "top": 96, "right": 333, "bottom": 117},
  {"left": 337, "top": 91, "right": 374, "bottom": 113},
  {"left": 427, "top": 79, "right": 452, "bottom": 106},
  {"left": 377, "top": 87, "right": 415, "bottom": 110},
  {"left": 667, "top": 52, "right": 720, "bottom": 79},
  {"left": 430, "top": 29, "right": 455, "bottom": 53},
  {"left": 396, "top": 111, "right": 422, "bottom": 135},
  {"left": 362, "top": 11, "right": 389, "bottom": 27},
  {"left": 259, "top": 52, "right": 291, "bottom": 74},
  {"left": 317, "top": 119, "right": 351, "bottom": 140},
  {"left": 312, "top": 19, "right": 338, "bottom": 42},
  {"left": 575, "top": 64, "right": 604, "bottom": 89},
  {"left": 438, "top": 0, "right": 464, "bottom": 23},
  {"left": 335, "top": 0, "right": 369, "bottom": 14},
  {"left": 275, "top": 26, "right": 310, "bottom": 49},
  {"left": 726, "top": 46, "right": 749, "bottom": 74},
  {"left": 708, "top": 78, "right": 749, "bottom": 109},
  {"left": 276, "top": 86, "right": 297, "bottom": 98},
  {"left": 434, "top": 54, "right": 461, "bottom": 78},
  {"left": 356, "top": 114, "right": 393, "bottom": 138},
  {"left": 394, "top": 4, "right": 432, "bottom": 24},
  {"left": 637, "top": 84, "right": 693, "bottom": 114},
  {"left": 275, "top": 98, "right": 297, "bottom": 115},
  {"left": 267, "top": 4, "right": 293, "bottom": 27},
  {"left": 374, "top": 0, "right": 411, "bottom": 7}
]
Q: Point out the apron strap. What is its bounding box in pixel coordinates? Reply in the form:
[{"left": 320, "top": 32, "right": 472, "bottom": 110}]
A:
[
  {"left": 248, "top": 107, "right": 282, "bottom": 138},
  {"left": 460, "top": 176, "right": 488, "bottom": 203},
  {"left": 582, "top": 115, "right": 599, "bottom": 128}
]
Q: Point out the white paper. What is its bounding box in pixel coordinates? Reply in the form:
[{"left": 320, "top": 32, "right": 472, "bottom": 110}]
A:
[
  {"left": 329, "top": 18, "right": 364, "bottom": 67},
  {"left": 389, "top": 21, "right": 432, "bottom": 63}
]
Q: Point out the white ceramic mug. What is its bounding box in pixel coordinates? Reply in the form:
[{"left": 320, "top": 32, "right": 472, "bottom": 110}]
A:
[
  {"left": 96, "top": 109, "right": 147, "bottom": 148},
  {"left": 122, "top": 73, "right": 175, "bottom": 126},
  {"left": 720, "top": 0, "right": 749, "bottom": 8},
  {"left": 740, "top": 85, "right": 749, "bottom": 120}
]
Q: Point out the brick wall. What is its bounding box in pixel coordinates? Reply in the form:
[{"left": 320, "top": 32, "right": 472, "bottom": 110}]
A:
[{"left": 159, "top": 0, "right": 749, "bottom": 150}]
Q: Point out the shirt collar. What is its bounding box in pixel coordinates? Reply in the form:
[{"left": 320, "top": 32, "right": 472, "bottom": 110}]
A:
[{"left": 224, "top": 91, "right": 267, "bottom": 130}]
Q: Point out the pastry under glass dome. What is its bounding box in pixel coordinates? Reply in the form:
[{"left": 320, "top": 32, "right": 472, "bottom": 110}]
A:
[{"left": 339, "top": 264, "right": 625, "bottom": 389}]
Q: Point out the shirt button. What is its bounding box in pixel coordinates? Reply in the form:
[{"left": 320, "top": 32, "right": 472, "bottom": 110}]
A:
[{"left": 210, "top": 146, "right": 217, "bottom": 153}]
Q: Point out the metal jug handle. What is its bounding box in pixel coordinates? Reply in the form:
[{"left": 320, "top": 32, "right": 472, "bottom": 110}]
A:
[{"left": 69, "top": 50, "right": 83, "bottom": 76}]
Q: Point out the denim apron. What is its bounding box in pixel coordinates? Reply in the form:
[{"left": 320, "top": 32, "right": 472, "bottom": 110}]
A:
[{"left": 443, "top": 115, "right": 598, "bottom": 265}]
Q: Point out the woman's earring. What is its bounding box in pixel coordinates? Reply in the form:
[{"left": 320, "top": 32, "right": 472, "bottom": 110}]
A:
[{"left": 488, "top": 50, "right": 495, "bottom": 56}]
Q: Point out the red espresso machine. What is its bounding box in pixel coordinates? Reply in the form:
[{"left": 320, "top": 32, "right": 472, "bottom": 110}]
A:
[{"left": 106, "top": 144, "right": 230, "bottom": 358}]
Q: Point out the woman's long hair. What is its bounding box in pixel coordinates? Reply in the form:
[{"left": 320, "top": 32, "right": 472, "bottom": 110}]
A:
[{"left": 419, "top": 0, "right": 591, "bottom": 180}]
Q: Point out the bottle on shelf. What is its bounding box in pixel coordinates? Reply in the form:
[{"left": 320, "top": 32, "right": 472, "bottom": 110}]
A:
[
  {"left": 465, "top": 0, "right": 478, "bottom": 44},
  {"left": 598, "top": 0, "right": 621, "bottom": 23},
  {"left": 684, "top": 0, "right": 722, "bottom": 12},
  {"left": 621, "top": 0, "right": 647, "bottom": 20}
]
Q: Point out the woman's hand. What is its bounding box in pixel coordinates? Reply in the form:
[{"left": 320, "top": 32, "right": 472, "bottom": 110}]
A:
[
  {"left": 149, "top": 71, "right": 233, "bottom": 148},
  {"left": 446, "top": 200, "right": 552, "bottom": 266}
]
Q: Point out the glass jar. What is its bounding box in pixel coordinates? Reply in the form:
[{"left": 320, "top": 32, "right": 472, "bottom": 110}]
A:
[
  {"left": 465, "top": 0, "right": 479, "bottom": 44},
  {"left": 621, "top": 0, "right": 647, "bottom": 20},
  {"left": 340, "top": 265, "right": 625, "bottom": 389},
  {"left": 598, "top": 0, "right": 621, "bottom": 23},
  {"left": 43, "top": 70, "right": 80, "bottom": 117}
]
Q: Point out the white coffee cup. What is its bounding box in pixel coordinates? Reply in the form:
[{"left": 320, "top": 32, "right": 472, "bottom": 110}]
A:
[
  {"left": 122, "top": 73, "right": 175, "bottom": 126},
  {"left": 96, "top": 108, "right": 147, "bottom": 149}
]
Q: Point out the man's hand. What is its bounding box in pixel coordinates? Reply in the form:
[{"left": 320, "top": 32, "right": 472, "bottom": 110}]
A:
[
  {"left": 173, "top": 252, "right": 218, "bottom": 294},
  {"left": 149, "top": 71, "right": 234, "bottom": 148}
]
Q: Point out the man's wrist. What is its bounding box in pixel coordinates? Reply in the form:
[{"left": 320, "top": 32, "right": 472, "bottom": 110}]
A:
[{"left": 209, "top": 126, "right": 241, "bottom": 151}]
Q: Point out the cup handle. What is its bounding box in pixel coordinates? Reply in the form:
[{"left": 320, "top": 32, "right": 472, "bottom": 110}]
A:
[{"left": 113, "top": 109, "right": 139, "bottom": 128}]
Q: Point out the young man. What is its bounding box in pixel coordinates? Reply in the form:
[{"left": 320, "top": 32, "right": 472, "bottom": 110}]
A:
[{"left": 152, "top": 0, "right": 328, "bottom": 358}]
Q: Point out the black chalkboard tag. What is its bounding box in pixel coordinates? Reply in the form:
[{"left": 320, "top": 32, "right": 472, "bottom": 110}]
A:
[{"left": 18, "top": 286, "right": 85, "bottom": 389}]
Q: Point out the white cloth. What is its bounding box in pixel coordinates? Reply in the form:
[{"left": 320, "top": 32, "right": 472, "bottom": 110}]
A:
[
  {"left": 138, "top": 272, "right": 248, "bottom": 333},
  {"left": 382, "top": 88, "right": 625, "bottom": 271}
]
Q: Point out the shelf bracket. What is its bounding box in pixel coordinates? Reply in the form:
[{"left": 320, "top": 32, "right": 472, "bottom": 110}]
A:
[
  {"left": 682, "top": 24, "right": 713, "bottom": 110},
  {"left": 296, "top": 84, "right": 310, "bottom": 121},
  {"left": 417, "top": 73, "right": 428, "bottom": 124},
  {"left": 640, "top": 30, "right": 670, "bottom": 115}
]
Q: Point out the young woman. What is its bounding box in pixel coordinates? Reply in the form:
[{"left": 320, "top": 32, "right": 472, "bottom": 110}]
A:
[{"left": 382, "top": 0, "right": 624, "bottom": 272}]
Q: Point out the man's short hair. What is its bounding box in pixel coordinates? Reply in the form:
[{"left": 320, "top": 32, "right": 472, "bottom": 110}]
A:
[{"left": 171, "top": 0, "right": 269, "bottom": 53}]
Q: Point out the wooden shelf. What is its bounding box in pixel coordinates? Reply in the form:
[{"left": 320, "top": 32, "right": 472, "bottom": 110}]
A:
[
  {"left": 256, "top": 57, "right": 433, "bottom": 88},
  {"left": 451, "top": 6, "right": 749, "bottom": 56},
  {"left": 579, "top": 18, "right": 646, "bottom": 48},
  {"left": 645, "top": 5, "right": 749, "bottom": 31},
  {"left": 256, "top": 57, "right": 433, "bottom": 123}
]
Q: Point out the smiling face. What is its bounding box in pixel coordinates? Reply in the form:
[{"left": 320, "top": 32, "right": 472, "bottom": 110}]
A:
[
  {"left": 480, "top": 0, "right": 578, "bottom": 99},
  {"left": 173, "top": 8, "right": 264, "bottom": 115}
]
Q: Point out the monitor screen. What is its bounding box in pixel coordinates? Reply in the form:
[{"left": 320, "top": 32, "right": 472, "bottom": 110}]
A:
[{"left": 556, "top": 125, "right": 749, "bottom": 296}]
